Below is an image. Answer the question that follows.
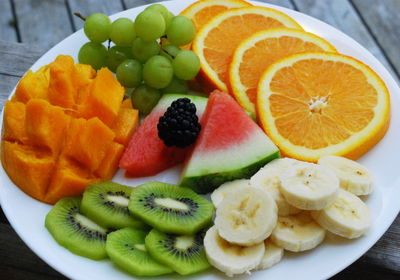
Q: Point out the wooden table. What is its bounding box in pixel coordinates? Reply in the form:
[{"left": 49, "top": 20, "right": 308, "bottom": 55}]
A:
[{"left": 0, "top": 0, "right": 399, "bottom": 279}]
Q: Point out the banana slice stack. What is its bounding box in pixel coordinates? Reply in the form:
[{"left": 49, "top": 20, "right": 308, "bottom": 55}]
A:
[{"left": 204, "top": 156, "right": 374, "bottom": 277}]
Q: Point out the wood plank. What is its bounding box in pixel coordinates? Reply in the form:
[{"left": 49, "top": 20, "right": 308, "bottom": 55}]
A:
[
  {"left": 291, "top": 0, "right": 396, "bottom": 78},
  {"left": 123, "top": 0, "right": 156, "bottom": 9},
  {"left": 13, "top": 0, "right": 73, "bottom": 50},
  {"left": 0, "top": 0, "right": 18, "bottom": 42},
  {"left": 0, "top": 40, "right": 43, "bottom": 78},
  {"left": 258, "top": 0, "right": 294, "bottom": 9},
  {"left": 123, "top": 0, "right": 294, "bottom": 11},
  {"left": 0, "top": 223, "right": 66, "bottom": 280},
  {"left": 0, "top": 74, "right": 19, "bottom": 104},
  {"left": 352, "top": 0, "right": 400, "bottom": 77},
  {"left": 0, "top": 208, "right": 9, "bottom": 224},
  {"left": 68, "top": 0, "right": 124, "bottom": 30}
]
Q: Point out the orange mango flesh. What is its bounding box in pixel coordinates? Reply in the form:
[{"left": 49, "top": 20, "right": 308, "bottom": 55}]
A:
[
  {"left": 48, "top": 55, "right": 78, "bottom": 108},
  {"left": 13, "top": 66, "right": 50, "bottom": 103},
  {"left": 25, "top": 99, "right": 71, "bottom": 155},
  {"left": 3, "top": 101, "right": 28, "bottom": 143},
  {"left": 1, "top": 141, "right": 55, "bottom": 201},
  {"left": 63, "top": 118, "right": 115, "bottom": 171},
  {"left": 112, "top": 108, "right": 139, "bottom": 146},
  {"left": 94, "top": 142, "right": 125, "bottom": 180},
  {"left": 1, "top": 55, "right": 138, "bottom": 204},
  {"left": 77, "top": 68, "right": 125, "bottom": 126}
]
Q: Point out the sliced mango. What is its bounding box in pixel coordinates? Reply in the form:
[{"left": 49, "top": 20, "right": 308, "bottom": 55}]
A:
[{"left": 112, "top": 107, "right": 139, "bottom": 146}]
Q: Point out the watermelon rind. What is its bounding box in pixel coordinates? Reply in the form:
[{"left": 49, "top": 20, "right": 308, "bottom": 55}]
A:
[{"left": 180, "top": 149, "right": 280, "bottom": 194}]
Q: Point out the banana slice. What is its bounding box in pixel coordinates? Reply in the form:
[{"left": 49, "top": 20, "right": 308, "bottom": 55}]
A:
[
  {"left": 250, "top": 158, "right": 301, "bottom": 216},
  {"left": 204, "top": 226, "right": 265, "bottom": 277},
  {"left": 256, "top": 239, "right": 284, "bottom": 270},
  {"left": 280, "top": 162, "right": 339, "bottom": 210},
  {"left": 211, "top": 179, "right": 251, "bottom": 208},
  {"left": 318, "top": 155, "right": 374, "bottom": 196},
  {"left": 215, "top": 186, "right": 278, "bottom": 246},
  {"left": 271, "top": 212, "right": 326, "bottom": 252},
  {"left": 311, "top": 189, "right": 372, "bottom": 239}
]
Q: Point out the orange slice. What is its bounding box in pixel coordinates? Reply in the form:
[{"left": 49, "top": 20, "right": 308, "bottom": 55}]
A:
[
  {"left": 257, "top": 52, "right": 390, "bottom": 162},
  {"left": 180, "top": 0, "right": 251, "bottom": 33},
  {"left": 193, "top": 7, "right": 303, "bottom": 92},
  {"left": 229, "top": 28, "right": 337, "bottom": 114}
]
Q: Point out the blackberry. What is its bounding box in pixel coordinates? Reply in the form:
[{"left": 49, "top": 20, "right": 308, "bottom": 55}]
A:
[{"left": 157, "top": 98, "right": 201, "bottom": 147}]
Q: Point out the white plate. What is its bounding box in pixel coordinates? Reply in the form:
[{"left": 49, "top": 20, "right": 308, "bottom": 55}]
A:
[{"left": 1, "top": 0, "right": 399, "bottom": 279}]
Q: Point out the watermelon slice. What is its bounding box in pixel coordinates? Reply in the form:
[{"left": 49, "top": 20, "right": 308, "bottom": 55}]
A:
[
  {"left": 180, "top": 90, "right": 280, "bottom": 194},
  {"left": 119, "top": 94, "right": 208, "bottom": 177}
]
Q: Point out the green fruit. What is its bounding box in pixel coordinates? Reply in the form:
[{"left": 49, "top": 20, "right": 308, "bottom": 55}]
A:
[
  {"left": 161, "top": 76, "right": 188, "bottom": 94},
  {"left": 116, "top": 59, "right": 142, "bottom": 88},
  {"left": 80, "top": 181, "right": 147, "bottom": 229},
  {"left": 84, "top": 13, "right": 111, "bottom": 43},
  {"left": 135, "top": 10, "right": 165, "bottom": 41},
  {"left": 166, "top": 15, "right": 195, "bottom": 46},
  {"left": 106, "top": 46, "right": 132, "bottom": 72},
  {"left": 145, "top": 228, "right": 210, "bottom": 275},
  {"left": 173, "top": 50, "right": 200, "bottom": 80},
  {"left": 131, "top": 37, "right": 160, "bottom": 63},
  {"left": 110, "top": 17, "right": 136, "bottom": 47},
  {"left": 131, "top": 84, "right": 162, "bottom": 115},
  {"left": 143, "top": 55, "right": 173, "bottom": 89},
  {"left": 45, "top": 197, "right": 108, "bottom": 260},
  {"left": 78, "top": 42, "right": 107, "bottom": 70},
  {"left": 128, "top": 181, "right": 214, "bottom": 235},
  {"left": 106, "top": 228, "right": 173, "bottom": 276}
]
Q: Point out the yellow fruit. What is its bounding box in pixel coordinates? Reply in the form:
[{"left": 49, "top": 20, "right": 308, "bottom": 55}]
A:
[
  {"left": 229, "top": 28, "right": 336, "bottom": 114},
  {"left": 193, "top": 7, "right": 302, "bottom": 92},
  {"left": 181, "top": 0, "right": 251, "bottom": 33},
  {"left": 257, "top": 52, "right": 390, "bottom": 162}
]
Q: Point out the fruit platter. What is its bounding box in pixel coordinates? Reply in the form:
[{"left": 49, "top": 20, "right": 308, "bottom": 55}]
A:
[{"left": 0, "top": 0, "right": 399, "bottom": 280}]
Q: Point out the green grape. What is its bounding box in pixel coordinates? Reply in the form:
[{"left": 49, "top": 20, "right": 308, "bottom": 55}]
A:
[
  {"left": 172, "top": 50, "right": 200, "bottom": 80},
  {"left": 143, "top": 55, "right": 173, "bottom": 89},
  {"left": 106, "top": 46, "right": 132, "bottom": 72},
  {"left": 165, "top": 11, "right": 175, "bottom": 28},
  {"left": 78, "top": 42, "right": 107, "bottom": 70},
  {"left": 145, "top": 4, "right": 174, "bottom": 28},
  {"left": 109, "top": 18, "right": 135, "bottom": 47},
  {"left": 166, "top": 16, "right": 195, "bottom": 46},
  {"left": 160, "top": 44, "right": 181, "bottom": 61},
  {"left": 84, "top": 13, "right": 111, "bottom": 43},
  {"left": 162, "top": 76, "right": 188, "bottom": 94},
  {"left": 116, "top": 59, "right": 142, "bottom": 88},
  {"left": 131, "top": 37, "right": 160, "bottom": 63},
  {"left": 135, "top": 10, "right": 165, "bottom": 42},
  {"left": 131, "top": 84, "right": 162, "bottom": 115}
]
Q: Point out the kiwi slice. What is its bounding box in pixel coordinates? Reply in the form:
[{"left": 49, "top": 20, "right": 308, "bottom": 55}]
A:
[
  {"left": 81, "top": 181, "right": 147, "bottom": 229},
  {"left": 128, "top": 181, "right": 214, "bottom": 235},
  {"left": 106, "top": 227, "right": 173, "bottom": 276},
  {"left": 145, "top": 228, "right": 210, "bottom": 275},
  {"left": 45, "top": 197, "right": 108, "bottom": 260}
]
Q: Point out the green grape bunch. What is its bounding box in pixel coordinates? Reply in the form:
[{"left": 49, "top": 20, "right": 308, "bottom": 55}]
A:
[{"left": 77, "top": 4, "right": 201, "bottom": 115}]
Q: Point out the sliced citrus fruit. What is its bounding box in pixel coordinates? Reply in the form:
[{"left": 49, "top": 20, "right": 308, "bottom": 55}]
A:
[
  {"left": 257, "top": 52, "right": 390, "bottom": 162},
  {"left": 229, "top": 28, "right": 337, "bottom": 114},
  {"left": 193, "top": 7, "right": 303, "bottom": 92},
  {"left": 180, "top": 0, "right": 251, "bottom": 33}
]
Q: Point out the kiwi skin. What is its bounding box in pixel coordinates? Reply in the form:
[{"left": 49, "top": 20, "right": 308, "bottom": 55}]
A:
[
  {"left": 106, "top": 227, "right": 173, "bottom": 277},
  {"left": 128, "top": 181, "right": 214, "bottom": 235},
  {"left": 145, "top": 228, "right": 210, "bottom": 275},
  {"left": 45, "top": 197, "right": 108, "bottom": 260},
  {"left": 81, "top": 181, "right": 147, "bottom": 229}
]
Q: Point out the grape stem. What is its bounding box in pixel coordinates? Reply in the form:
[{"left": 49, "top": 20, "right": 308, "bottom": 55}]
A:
[{"left": 73, "top": 12, "right": 86, "bottom": 21}]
